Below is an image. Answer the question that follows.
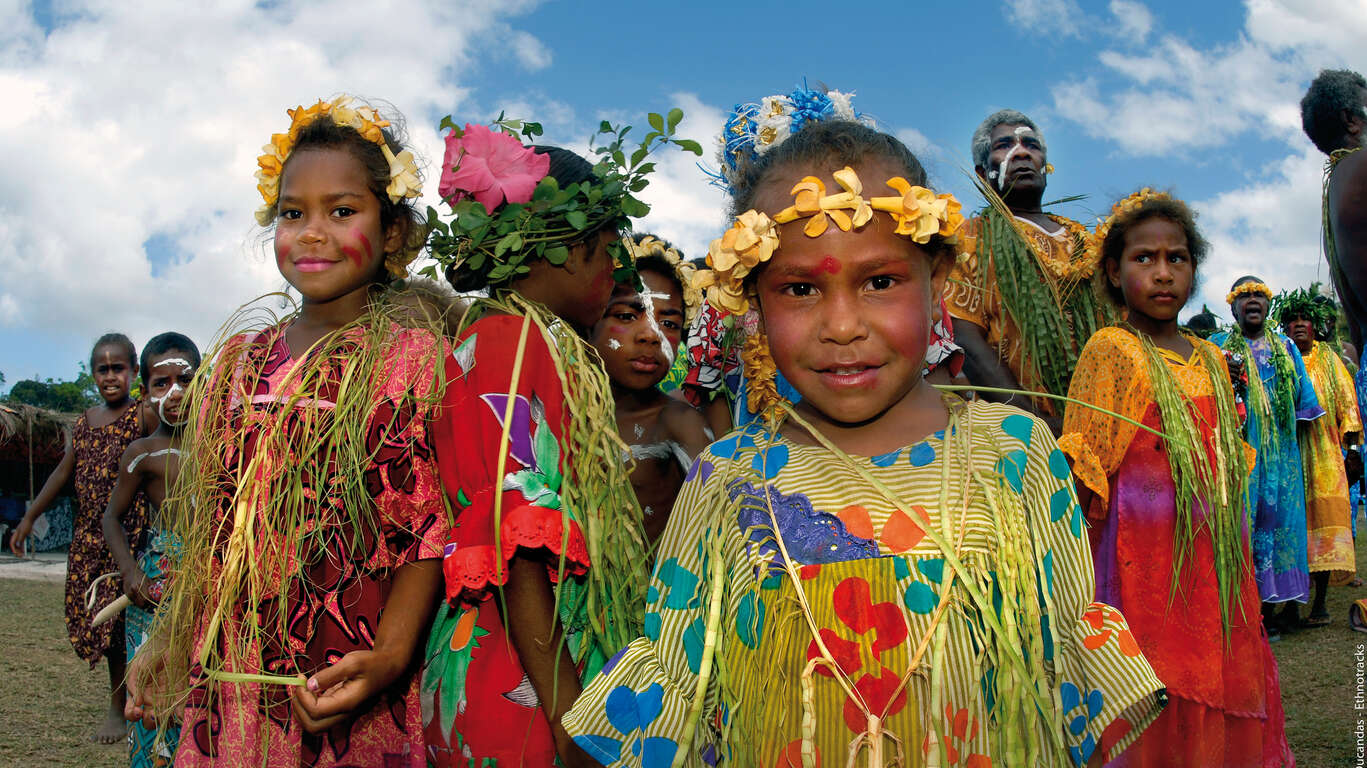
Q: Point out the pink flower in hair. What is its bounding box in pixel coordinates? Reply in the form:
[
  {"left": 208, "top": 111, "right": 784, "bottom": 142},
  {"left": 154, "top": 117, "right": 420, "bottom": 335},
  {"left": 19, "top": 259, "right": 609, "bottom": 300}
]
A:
[{"left": 438, "top": 122, "right": 550, "bottom": 211}]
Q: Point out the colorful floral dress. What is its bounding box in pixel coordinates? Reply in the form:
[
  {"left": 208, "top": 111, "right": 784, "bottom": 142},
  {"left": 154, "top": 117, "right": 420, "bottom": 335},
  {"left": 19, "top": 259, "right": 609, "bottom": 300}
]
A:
[
  {"left": 1060, "top": 328, "right": 1293, "bottom": 767},
  {"left": 1300, "top": 340, "right": 1360, "bottom": 577},
  {"left": 1210, "top": 331, "right": 1323, "bottom": 603},
  {"left": 175, "top": 322, "right": 454, "bottom": 768},
  {"left": 68, "top": 401, "right": 147, "bottom": 666},
  {"left": 423, "top": 313, "right": 645, "bottom": 766},
  {"left": 563, "top": 398, "right": 1165, "bottom": 767}
]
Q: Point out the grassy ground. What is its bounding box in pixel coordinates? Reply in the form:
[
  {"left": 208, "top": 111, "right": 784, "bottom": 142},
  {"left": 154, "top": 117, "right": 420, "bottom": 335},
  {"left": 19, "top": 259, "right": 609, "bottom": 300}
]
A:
[
  {"left": 1, "top": 536, "right": 1362, "bottom": 766},
  {"left": 0, "top": 577, "right": 121, "bottom": 766}
]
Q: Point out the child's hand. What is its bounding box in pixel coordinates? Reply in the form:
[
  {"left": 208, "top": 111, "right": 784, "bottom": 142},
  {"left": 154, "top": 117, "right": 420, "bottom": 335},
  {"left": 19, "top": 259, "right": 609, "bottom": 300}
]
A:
[
  {"left": 289, "top": 648, "right": 405, "bottom": 733},
  {"left": 125, "top": 647, "right": 182, "bottom": 729},
  {"left": 9, "top": 518, "right": 33, "bottom": 556},
  {"left": 122, "top": 569, "right": 156, "bottom": 609}
]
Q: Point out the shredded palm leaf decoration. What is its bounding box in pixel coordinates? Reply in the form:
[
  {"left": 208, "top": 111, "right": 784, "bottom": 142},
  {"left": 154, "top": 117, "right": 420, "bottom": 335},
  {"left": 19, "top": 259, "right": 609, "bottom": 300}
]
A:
[
  {"left": 1220, "top": 331, "right": 1297, "bottom": 447},
  {"left": 677, "top": 396, "right": 1075, "bottom": 766},
  {"left": 970, "top": 175, "right": 1117, "bottom": 400},
  {"left": 456, "top": 291, "right": 649, "bottom": 664},
  {"left": 137, "top": 290, "right": 450, "bottom": 746},
  {"left": 1130, "top": 328, "right": 1250, "bottom": 636}
]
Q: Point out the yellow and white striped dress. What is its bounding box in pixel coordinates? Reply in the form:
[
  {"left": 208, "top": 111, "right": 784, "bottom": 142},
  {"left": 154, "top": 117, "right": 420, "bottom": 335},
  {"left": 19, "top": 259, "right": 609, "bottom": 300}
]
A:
[{"left": 563, "top": 398, "right": 1165, "bottom": 767}]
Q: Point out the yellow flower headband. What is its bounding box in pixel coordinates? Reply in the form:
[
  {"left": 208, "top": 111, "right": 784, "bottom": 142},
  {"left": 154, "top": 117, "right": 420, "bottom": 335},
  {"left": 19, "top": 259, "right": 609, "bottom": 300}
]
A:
[
  {"left": 1227, "top": 281, "right": 1272, "bottom": 305},
  {"left": 254, "top": 95, "right": 422, "bottom": 227},
  {"left": 625, "top": 235, "right": 702, "bottom": 322},
  {"left": 692, "top": 166, "right": 964, "bottom": 315},
  {"left": 1086, "top": 187, "right": 1171, "bottom": 265}
]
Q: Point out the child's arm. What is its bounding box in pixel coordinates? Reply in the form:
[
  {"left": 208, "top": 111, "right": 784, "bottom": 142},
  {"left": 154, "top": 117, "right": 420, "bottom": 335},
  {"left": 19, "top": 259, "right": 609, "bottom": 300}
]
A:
[
  {"left": 503, "top": 555, "right": 597, "bottom": 767},
  {"left": 662, "top": 399, "right": 716, "bottom": 461},
  {"left": 9, "top": 429, "right": 73, "bottom": 555},
  {"left": 102, "top": 443, "right": 152, "bottom": 607},
  {"left": 289, "top": 558, "right": 443, "bottom": 733}
]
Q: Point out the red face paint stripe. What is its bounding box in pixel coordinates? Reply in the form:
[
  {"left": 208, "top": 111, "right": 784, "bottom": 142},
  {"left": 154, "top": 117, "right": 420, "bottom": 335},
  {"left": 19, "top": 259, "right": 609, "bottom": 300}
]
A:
[
  {"left": 341, "top": 245, "right": 364, "bottom": 269},
  {"left": 358, "top": 232, "right": 373, "bottom": 260}
]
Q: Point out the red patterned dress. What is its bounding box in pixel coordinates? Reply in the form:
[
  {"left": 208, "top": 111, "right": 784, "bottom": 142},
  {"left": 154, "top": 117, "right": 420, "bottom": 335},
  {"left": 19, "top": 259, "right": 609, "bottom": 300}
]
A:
[
  {"left": 68, "top": 401, "right": 147, "bottom": 665},
  {"left": 176, "top": 322, "right": 455, "bottom": 768},
  {"left": 423, "top": 314, "right": 603, "bottom": 766}
]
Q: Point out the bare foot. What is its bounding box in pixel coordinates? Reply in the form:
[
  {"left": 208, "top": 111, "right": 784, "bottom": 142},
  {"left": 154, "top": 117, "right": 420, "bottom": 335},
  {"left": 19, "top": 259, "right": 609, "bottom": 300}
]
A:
[{"left": 93, "top": 706, "right": 126, "bottom": 745}]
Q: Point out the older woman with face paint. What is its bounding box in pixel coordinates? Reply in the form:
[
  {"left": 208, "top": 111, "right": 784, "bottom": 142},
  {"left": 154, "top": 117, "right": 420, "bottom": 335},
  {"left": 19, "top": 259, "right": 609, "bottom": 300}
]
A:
[
  {"left": 1212, "top": 277, "right": 1324, "bottom": 639},
  {"left": 945, "top": 109, "right": 1118, "bottom": 435}
]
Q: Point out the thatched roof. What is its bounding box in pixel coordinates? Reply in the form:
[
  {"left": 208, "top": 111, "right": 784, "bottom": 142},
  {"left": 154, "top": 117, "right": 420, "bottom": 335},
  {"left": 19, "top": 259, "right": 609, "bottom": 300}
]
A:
[{"left": 0, "top": 403, "right": 74, "bottom": 466}]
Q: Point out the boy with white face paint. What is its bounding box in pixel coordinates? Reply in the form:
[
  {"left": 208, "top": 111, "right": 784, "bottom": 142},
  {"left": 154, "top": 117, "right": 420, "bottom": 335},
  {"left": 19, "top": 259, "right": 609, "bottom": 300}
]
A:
[
  {"left": 101, "top": 331, "right": 200, "bottom": 768},
  {"left": 946, "top": 109, "right": 1119, "bottom": 434},
  {"left": 589, "top": 236, "right": 713, "bottom": 549}
]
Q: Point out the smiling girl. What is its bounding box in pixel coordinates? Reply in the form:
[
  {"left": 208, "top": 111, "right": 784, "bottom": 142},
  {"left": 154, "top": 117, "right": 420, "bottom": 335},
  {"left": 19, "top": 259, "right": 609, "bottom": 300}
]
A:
[
  {"left": 562, "top": 115, "right": 1164, "bottom": 767},
  {"left": 126, "top": 96, "right": 456, "bottom": 767},
  {"left": 1061, "top": 190, "right": 1293, "bottom": 767}
]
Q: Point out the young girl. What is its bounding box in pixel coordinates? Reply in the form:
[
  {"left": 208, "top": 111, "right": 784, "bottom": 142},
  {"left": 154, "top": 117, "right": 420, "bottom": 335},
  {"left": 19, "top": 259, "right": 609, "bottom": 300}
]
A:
[
  {"left": 1060, "top": 190, "right": 1293, "bottom": 766},
  {"left": 127, "top": 95, "right": 453, "bottom": 767},
  {"left": 563, "top": 117, "right": 1164, "bottom": 766},
  {"left": 590, "top": 234, "right": 713, "bottom": 546},
  {"left": 681, "top": 87, "right": 963, "bottom": 440},
  {"left": 102, "top": 332, "right": 201, "bottom": 767},
  {"left": 422, "top": 117, "right": 695, "bottom": 766},
  {"left": 10, "top": 332, "right": 149, "bottom": 744}
]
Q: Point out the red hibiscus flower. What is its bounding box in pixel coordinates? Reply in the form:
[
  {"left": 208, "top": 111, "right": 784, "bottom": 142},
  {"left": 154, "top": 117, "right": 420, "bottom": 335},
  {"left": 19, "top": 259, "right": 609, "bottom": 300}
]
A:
[{"left": 439, "top": 122, "right": 550, "bottom": 211}]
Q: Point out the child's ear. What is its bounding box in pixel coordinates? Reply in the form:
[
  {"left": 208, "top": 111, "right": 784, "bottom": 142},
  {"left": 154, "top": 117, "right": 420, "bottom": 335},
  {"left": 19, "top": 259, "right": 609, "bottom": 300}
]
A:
[
  {"left": 382, "top": 216, "right": 406, "bottom": 258},
  {"left": 929, "top": 248, "right": 954, "bottom": 300},
  {"left": 1105, "top": 256, "right": 1122, "bottom": 288}
]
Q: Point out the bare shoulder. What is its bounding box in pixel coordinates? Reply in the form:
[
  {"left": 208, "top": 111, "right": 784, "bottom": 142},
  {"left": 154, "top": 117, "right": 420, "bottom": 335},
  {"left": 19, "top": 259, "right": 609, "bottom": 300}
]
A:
[{"left": 660, "top": 397, "right": 714, "bottom": 450}]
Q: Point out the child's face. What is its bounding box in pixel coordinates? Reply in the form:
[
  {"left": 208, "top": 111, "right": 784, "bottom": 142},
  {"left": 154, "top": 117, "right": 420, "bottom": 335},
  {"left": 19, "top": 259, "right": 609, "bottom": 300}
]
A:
[
  {"left": 273, "top": 147, "right": 399, "bottom": 304},
  {"left": 1106, "top": 217, "right": 1193, "bottom": 326},
  {"left": 751, "top": 158, "right": 951, "bottom": 427},
  {"left": 591, "top": 270, "right": 685, "bottom": 391},
  {"left": 91, "top": 344, "right": 133, "bottom": 405},
  {"left": 561, "top": 227, "right": 621, "bottom": 330},
  {"left": 144, "top": 351, "right": 196, "bottom": 428}
]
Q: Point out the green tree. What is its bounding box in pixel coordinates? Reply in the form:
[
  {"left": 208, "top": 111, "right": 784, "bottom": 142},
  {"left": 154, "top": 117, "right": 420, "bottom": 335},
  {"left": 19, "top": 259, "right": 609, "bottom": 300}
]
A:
[{"left": 4, "top": 364, "right": 98, "bottom": 412}]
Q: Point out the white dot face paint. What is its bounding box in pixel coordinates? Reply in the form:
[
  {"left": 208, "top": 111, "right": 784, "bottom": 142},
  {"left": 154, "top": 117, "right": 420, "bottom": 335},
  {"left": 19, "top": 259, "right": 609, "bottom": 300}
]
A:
[{"left": 608, "top": 339, "right": 621, "bottom": 349}]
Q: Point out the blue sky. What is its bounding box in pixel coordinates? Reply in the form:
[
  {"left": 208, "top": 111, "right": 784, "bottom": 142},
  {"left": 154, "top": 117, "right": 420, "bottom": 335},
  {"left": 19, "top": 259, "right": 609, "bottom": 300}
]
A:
[{"left": 2, "top": 0, "right": 1363, "bottom": 389}]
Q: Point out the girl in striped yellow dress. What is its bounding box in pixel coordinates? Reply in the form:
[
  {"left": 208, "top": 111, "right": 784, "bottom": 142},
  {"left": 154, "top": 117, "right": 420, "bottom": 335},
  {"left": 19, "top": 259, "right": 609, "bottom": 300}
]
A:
[{"left": 562, "top": 100, "right": 1165, "bottom": 767}]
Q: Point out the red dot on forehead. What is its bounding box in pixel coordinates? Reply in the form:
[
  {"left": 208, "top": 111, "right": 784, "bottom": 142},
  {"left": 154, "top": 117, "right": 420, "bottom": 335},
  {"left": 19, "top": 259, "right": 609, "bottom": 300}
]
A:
[{"left": 816, "top": 256, "right": 842, "bottom": 275}]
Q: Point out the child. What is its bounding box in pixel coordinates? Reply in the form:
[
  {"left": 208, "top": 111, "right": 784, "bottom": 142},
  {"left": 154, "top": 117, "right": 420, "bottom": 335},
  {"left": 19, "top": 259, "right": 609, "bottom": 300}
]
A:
[
  {"left": 102, "top": 332, "right": 201, "bottom": 767},
  {"left": 680, "top": 87, "right": 963, "bottom": 439},
  {"left": 422, "top": 116, "right": 696, "bottom": 766},
  {"left": 1212, "top": 277, "right": 1323, "bottom": 634},
  {"left": 563, "top": 114, "right": 1164, "bottom": 766},
  {"left": 10, "top": 332, "right": 149, "bottom": 744},
  {"left": 127, "top": 95, "right": 453, "bottom": 767},
  {"left": 1275, "top": 287, "right": 1360, "bottom": 625},
  {"left": 1061, "top": 190, "right": 1292, "bottom": 766},
  {"left": 590, "top": 234, "right": 713, "bottom": 546}
]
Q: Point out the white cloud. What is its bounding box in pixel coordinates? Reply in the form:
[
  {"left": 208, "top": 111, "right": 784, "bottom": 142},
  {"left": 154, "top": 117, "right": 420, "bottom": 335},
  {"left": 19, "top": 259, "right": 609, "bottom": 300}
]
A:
[
  {"left": 1108, "top": 0, "right": 1154, "bottom": 43},
  {"left": 896, "top": 127, "right": 943, "bottom": 160},
  {"left": 633, "top": 93, "right": 729, "bottom": 263},
  {"left": 1002, "top": 0, "right": 1085, "bottom": 38},
  {"left": 0, "top": 0, "right": 546, "bottom": 380},
  {"left": 1044, "top": 0, "right": 1367, "bottom": 321}
]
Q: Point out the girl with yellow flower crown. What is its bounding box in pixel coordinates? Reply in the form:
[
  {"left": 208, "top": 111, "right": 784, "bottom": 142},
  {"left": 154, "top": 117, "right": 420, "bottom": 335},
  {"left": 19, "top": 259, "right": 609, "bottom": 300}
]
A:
[
  {"left": 125, "top": 95, "right": 461, "bottom": 767},
  {"left": 562, "top": 113, "right": 1164, "bottom": 767},
  {"left": 1060, "top": 190, "right": 1293, "bottom": 766}
]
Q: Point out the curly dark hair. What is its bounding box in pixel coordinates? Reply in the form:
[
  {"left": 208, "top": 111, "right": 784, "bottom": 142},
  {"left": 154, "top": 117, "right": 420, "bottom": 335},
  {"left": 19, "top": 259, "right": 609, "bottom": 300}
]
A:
[
  {"left": 1300, "top": 69, "right": 1367, "bottom": 154},
  {"left": 90, "top": 333, "right": 136, "bottom": 368},
  {"left": 728, "top": 120, "right": 956, "bottom": 265},
  {"left": 139, "top": 332, "right": 201, "bottom": 383},
  {"left": 277, "top": 111, "right": 428, "bottom": 281},
  {"left": 1097, "top": 195, "right": 1209, "bottom": 307}
]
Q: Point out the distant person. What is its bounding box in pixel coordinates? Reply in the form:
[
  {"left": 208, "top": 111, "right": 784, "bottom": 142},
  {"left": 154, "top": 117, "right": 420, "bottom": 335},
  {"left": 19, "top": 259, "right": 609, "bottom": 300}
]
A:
[
  {"left": 947, "top": 109, "right": 1117, "bottom": 433},
  {"left": 1213, "top": 278, "right": 1324, "bottom": 638},
  {"left": 10, "top": 333, "right": 150, "bottom": 744},
  {"left": 1184, "top": 304, "right": 1221, "bottom": 339},
  {"left": 1275, "top": 289, "right": 1360, "bottom": 626}
]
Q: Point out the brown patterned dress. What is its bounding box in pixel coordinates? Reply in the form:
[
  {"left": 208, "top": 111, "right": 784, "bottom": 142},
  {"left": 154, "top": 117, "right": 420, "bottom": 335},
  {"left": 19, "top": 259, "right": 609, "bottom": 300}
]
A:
[{"left": 67, "top": 402, "right": 146, "bottom": 666}]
